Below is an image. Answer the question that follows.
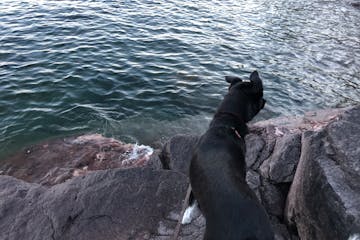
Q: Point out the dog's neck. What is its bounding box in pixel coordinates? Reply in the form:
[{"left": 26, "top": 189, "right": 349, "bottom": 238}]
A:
[{"left": 210, "top": 111, "right": 248, "bottom": 138}]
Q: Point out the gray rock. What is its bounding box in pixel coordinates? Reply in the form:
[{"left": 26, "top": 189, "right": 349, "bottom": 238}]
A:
[
  {"left": 253, "top": 107, "right": 345, "bottom": 133},
  {"left": 246, "top": 169, "right": 261, "bottom": 190},
  {"left": 245, "top": 133, "right": 266, "bottom": 169},
  {"left": 270, "top": 216, "right": 292, "bottom": 240},
  {"left": 0, "top": 168, "right": 190, "bottom": 240},
  {"left": 178, "top": 214, "right": 206, "bottom": 240},
  {"left": 160, "top": 135, "right": 199, "bottom": 174},
  {"left": 250, "top": 126, "right": 277, "bottom": 170},
  {"left": 259, "top": 133, "right": 301, "bottom": 183},
  {"left": 246, "top": 169, "right": 262, "bottom": 201},
  {"left": 285, "top": 106, "right": 360, "bottom": 240},
  {"left": 260, "top": 180, "right": 286, "bottom": 217},
  {"left": 147, "top": 150, "right": 165, "bottom": 170}
]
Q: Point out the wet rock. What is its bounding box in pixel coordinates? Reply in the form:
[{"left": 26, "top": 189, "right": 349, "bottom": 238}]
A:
[
  {"left": 285, "top": 106, "right": 360, "bottom": 240},
  {"left": 0, "top": 134, "right": 156, "bottom": 186}
]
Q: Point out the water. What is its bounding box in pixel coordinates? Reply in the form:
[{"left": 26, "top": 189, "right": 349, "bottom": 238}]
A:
[{"left": 0, "top": 0, "right": 359, "bottom": 158}]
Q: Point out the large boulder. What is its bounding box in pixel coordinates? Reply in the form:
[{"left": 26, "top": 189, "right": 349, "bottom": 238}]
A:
[
  {"left": 0, "top": 168, "right": 197, "bottom": 240},
  {"left": 259, "top": 133, "right": 301, "bottom": 183},
  {"left": 285, "top": 106, "right": 360, "bottom": 240}
]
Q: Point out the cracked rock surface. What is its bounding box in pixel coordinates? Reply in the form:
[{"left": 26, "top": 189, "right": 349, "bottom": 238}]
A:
[
  {"left": 285, "top": 106, "right": 360, "bottom": 240},
  {"left": 0, "top": 168, "right": 189, "bottom": 240},
  {"left": 0, "top": 106, "right": 359, "bottom": 240}
]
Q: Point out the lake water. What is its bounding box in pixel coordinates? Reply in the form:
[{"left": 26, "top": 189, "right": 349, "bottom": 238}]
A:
[{"left": 0, "top": 0, "right": 359, "bottom": 158}]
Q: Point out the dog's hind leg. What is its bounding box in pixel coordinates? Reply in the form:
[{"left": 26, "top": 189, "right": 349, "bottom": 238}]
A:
[
  {"left": 181, "top": 191, "right": 201, "bottom": 224},
  {"left": 182, "top": 200, "right": 200, "bottom": 224},
  {"left": 348, "top": 234, "right": 360, "bottom": 240}
]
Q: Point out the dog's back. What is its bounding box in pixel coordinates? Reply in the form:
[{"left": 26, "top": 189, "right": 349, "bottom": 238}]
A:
[
  {"left": 189, "top": 71, "right": 274, "bottom": 240},
  {"left": 191, "top": 127, "right": 274, "bottom": 240}
]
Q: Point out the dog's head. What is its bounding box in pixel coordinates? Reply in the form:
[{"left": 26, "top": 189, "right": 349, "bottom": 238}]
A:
[{"left": 224, "top": 71, "right": 266, "bottom": 122}]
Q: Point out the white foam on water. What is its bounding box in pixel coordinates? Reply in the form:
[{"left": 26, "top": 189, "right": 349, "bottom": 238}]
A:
[
  {"left": 128, "top": 143, "right": 154, "bottom": 160},
  {"left": 121, "top": 143, "right": 154, "bottom": 166}
]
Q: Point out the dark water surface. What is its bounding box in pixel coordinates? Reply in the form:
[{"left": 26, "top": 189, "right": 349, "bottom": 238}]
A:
[{"left": 0, "top": 0, "right": 359, "bottom": 158}]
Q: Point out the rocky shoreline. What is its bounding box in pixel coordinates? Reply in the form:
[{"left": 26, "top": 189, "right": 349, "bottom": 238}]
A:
[{"left": 1, "top": 105, "right": 359, "bottom": 240}]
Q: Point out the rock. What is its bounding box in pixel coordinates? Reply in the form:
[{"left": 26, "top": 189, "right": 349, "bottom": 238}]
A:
[
  {"left": 285, "top": 106, "right": 360, "bottom": 240},
  {"left": 259, "top": 133, "right": 301, "bottom": 183},
  {"left": 260, "top": 180, "right": 286, "bottom": 217},
  {"left": 246, "top": 169, "right": 262, "bottom": 201},
  {"left": 245, "top": 133, "right": 266, "bottom": 169},
  {"left": 160, "top": 135, "right": 199, "bottom": 174},
  {"left": 245, "top": 126, "right": 278, "bottom": 170},
  {"left": 1, "top": 105, "right": 359, "bottom": 240},
  {"left": 147, "top": 150, "right": 165, "bottom": 170},
  {"left": 253, "top": 107, "right": 345, "bottom": 133},
  {"left": 0, "top": 134, "right": 157, "bottom": 186},
  {"left": 270, "top": 216, "right": 293, "bottom": 240},
  {"left": 0, "top": 168, "right": 191, "bottom": 240}
]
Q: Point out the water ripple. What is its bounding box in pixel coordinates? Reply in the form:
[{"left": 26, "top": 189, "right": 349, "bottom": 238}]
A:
[{"left": 0, "top": 0, "right": 359, "bottom": 158}]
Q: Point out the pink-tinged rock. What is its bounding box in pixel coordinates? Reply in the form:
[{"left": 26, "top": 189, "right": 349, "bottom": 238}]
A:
[{"left": 0, "top": 134, "right": 154, "bottom": 186}]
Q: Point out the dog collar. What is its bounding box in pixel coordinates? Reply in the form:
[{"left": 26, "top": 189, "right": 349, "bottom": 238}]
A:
[{"left": 231, "top": 127, "right": 242, "bottom": 139}]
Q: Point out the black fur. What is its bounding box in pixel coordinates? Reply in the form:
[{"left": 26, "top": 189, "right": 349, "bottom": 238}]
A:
[{"left": 189, "top": 71, "right": 274, "bottom": 240}]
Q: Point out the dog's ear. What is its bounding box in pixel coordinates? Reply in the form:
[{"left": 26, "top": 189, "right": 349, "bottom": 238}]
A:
[
  {"left": 249, "top": 71, "right": 263, "bottom": 92},
  {"left": 225, "top": 76, "right": 242, "bottom": 84}
]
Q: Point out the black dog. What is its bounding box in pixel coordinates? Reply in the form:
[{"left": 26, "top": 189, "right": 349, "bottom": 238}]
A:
[{"left": 189, "top": 71, "right": 274, "bottom": 240}]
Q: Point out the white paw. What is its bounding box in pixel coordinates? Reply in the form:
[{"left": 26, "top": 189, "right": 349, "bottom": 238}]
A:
[
  {"left": 181, "top": 201, "right": 199, "bottom": 225},
  {"left": 348, "top": 234, "right": 360, "bottom": 240}
]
